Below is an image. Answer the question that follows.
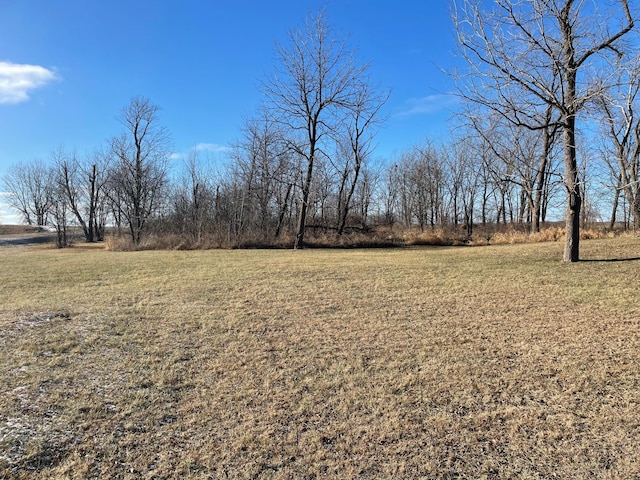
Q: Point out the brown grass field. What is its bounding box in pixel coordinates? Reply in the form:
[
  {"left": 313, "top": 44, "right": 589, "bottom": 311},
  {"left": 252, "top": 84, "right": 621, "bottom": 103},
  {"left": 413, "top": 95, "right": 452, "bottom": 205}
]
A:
[{"left": 1, "top": 237, "right": 640, "bottom": 478}]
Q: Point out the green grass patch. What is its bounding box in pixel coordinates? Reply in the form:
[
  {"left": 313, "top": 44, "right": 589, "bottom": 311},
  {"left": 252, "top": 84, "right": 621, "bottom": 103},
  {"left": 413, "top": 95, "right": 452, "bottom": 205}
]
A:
[{"left": 1, "top": 238, "right": 640, "bottom": 478}]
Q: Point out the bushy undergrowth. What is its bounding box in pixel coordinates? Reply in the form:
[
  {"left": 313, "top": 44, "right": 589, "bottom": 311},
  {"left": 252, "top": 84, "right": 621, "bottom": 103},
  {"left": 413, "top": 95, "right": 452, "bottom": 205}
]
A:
[{"left": 104, "top": 223, "right": 628, "bottom": 251}]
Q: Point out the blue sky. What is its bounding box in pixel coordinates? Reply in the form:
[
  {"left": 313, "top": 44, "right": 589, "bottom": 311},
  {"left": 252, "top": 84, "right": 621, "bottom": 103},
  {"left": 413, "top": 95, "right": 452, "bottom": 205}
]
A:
[{"left": 0, "top": 1, "right": 459, "bottom": 223}]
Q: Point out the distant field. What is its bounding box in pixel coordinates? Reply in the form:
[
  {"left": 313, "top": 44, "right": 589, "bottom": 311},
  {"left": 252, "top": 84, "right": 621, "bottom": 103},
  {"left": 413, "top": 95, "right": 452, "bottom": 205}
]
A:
[
  {"left": 0, "top": 225, "right": 41, "bottom": 236},
  {"left": 1, "top": 238, "right": 640, "bottom": 478}
]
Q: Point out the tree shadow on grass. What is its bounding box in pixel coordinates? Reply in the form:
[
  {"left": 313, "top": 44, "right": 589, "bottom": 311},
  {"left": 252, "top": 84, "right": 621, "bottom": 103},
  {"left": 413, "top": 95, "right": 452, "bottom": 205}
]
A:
[{"left": 580, "top": 257, "right": 640, "bottom": 262}]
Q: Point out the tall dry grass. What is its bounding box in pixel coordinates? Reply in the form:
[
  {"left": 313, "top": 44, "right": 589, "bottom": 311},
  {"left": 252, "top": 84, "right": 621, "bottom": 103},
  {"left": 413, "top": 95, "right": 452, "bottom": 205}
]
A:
[{"left": 103, "top": 225, "right": 567, "bottom": 251}]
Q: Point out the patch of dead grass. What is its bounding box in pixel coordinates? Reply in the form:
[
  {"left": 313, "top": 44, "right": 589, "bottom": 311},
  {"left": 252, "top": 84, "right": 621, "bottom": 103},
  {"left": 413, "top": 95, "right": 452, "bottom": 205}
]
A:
[{"left": 1, "top": 238, "right": 640, "bottom": 478}]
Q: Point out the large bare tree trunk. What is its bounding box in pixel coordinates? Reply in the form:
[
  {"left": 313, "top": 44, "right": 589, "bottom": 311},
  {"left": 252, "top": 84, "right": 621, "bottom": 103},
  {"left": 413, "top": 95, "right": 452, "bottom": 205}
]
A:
[
  {"left": 563, "top": 116, "right": 581, "bottom": 262},
  {"left": 562, "top": 23, "right": 581, "bottom": 262}
]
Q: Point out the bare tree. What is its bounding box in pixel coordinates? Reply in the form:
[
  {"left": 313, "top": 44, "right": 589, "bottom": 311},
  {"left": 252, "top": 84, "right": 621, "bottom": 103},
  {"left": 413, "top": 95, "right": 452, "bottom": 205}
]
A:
[
  {"left": 453, "top": 0, "right": 635, "bottom": 261},
  {"left": 597, "top": 55, "right": 640, "bottom": 229},
  {"left": 172, "top": 150, "right": 217, "bottom": 244},
  {"left": 2, "top": 163, "right": 35, "bottom": 225},
  {"left": 109, "top": 97, "right": 171, "bottom": 244},
  {"left": 335, "top": 83, "right": 388, "bottom": 235},
  {"left": 465, "top": 104, "right": 561, "bottom": 232},
  {"left": 444, "top": 137, "right": 482, "bottom": 238},
  {"left": 379, "top": 163, "right": 400, "bottom": 227},
  {"left": 387, "top": 144, "right": 447, "bottom": 231},
  {"left": 2, "top": 159, "right": 54, "bottom": 226},
  {"left": 54, "top": 147, "right": 110, "bottom": 242},
  {"left": 50, "top": 171, "right": 70, "bottom": 248},
  {"left": 228, "top": 112, "right": 297, "bottom": 241},
  {"left": 263, "top": 12, "right": 372, "bottom": 248},
  {"left": 353, "top": 161, "right": 380, "bottom": 229}
]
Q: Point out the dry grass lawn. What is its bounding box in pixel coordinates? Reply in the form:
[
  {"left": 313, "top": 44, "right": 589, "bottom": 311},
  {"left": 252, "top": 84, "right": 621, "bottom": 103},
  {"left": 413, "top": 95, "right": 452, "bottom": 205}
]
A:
[{"left": 1, "top": 238, "right": 640, "bottom": 478}]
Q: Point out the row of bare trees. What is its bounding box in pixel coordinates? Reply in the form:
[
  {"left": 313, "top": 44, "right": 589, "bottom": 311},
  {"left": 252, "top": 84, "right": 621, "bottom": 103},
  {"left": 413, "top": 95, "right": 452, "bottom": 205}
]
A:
[
  {"left": 2, "top": 96, "right": 170, "bottom": 247},
  {"left": 2, "top": 153, "right": 110, "bottom": 247},
  {"left": 0, "top": 95, "right": 636, "bottom": 249}
]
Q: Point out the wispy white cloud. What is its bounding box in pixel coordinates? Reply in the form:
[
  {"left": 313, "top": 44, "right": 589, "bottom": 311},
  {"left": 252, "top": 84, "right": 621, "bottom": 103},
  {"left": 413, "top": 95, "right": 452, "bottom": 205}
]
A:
[
  {"left": 395, "top": 94, "right": 457, "bottom": 118},
  {"left": 193, "top": 142, "right": 230, "bottom": 153},
  {"left": 0, "top": 61, "right": 58, "bottom": 105},
  {"left": 170, "top": 142, "right": 231, "bottom": 160}
]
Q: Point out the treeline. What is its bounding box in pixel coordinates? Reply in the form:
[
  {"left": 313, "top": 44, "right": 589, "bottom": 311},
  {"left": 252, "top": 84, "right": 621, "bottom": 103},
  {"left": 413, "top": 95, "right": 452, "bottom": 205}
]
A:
[
  {"left": 3, "top": 8, "right": 640, "bottom": 250},
  {"left": 0, "top": 98, "right": 628, "bottom": 249}
]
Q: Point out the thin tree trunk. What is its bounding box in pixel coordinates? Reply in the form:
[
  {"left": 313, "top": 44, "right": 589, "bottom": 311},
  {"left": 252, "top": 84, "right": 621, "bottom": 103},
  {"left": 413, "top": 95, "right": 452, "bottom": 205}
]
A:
[
  {"left": 609, "top": 177, "right": 621, "bottom": 230},
  {"left": 337, "top": 157, "right": 362, "bottom": 236},
  {"left": 275, "top": 183, "right": 293, "bottom": 238},
  {"left": 295, "top": 156, "right": 314, "bottom": 249}
]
